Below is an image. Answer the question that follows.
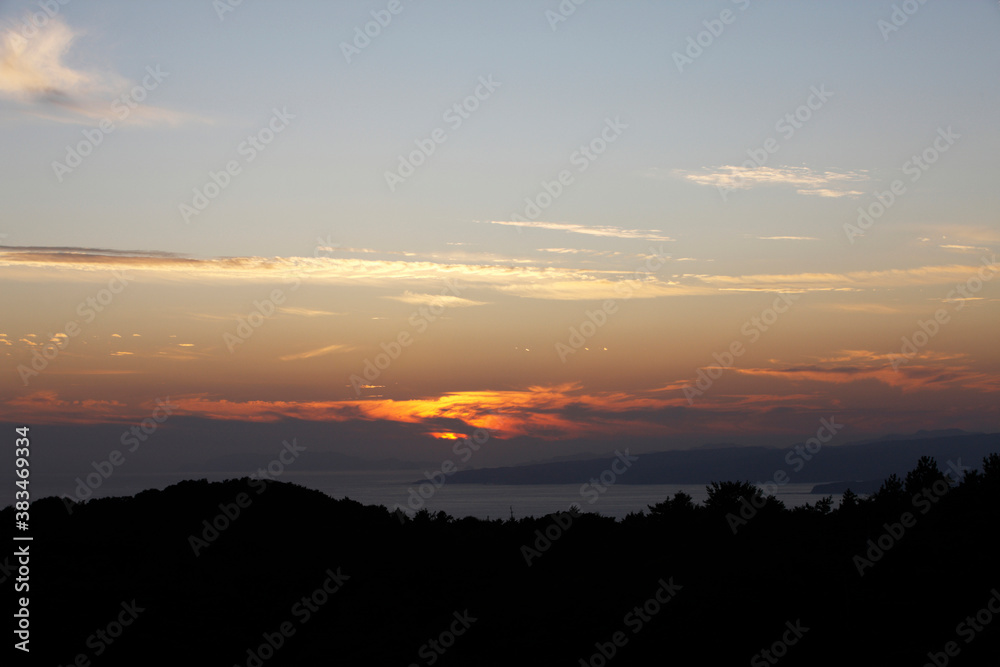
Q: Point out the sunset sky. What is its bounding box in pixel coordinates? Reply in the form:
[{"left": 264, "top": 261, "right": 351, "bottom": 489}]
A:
[{"left": 2, "top": 1, "right": 999, "bottom": 472}]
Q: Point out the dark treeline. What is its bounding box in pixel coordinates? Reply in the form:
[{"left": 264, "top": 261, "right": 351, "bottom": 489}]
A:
[{"left": 5, "top": 454, "right": 1000, "bottom": 666}]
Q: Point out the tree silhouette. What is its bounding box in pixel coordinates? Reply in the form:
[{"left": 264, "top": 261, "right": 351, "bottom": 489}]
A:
[
  {"left": 7, "top": 451, "right": 1000, "bottom": 666},
  {"left": 647, "top": 490, "right": 696, "bottom": 518},
  {"left": 838, "top": 488, "right": 860, "bottom": 512},
  {"left": 983, "top": 452, "right": 1000, "bottom": 485},
  {"left": 704, "top": 480, "right": 785, "bottom": 515},
  {"left": 870, "top": 473, "right": 905, "bottom": 506},
  {"left": 904, "top": 455, "right": 947, "bottom": 495}
]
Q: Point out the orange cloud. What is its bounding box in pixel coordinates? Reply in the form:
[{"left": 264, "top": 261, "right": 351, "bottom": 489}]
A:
[
  {"left": 5, "top": 357, "right": 996, "bottom": 434},
  {"left": 5, "top": 390, "right": 128, "bottom": 423}
]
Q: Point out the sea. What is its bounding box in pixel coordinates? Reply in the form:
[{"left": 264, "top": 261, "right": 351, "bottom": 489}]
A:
[{"left": 21, "top": 470, "right": 842, "bottom": 519}]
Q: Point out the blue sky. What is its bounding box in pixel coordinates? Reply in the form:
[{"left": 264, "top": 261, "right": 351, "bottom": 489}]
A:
[{"left": 3, "top": 0, "right": 998, "bottom": 264}]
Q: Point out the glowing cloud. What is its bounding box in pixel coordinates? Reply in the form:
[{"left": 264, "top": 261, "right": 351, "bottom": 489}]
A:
[
  {"left": 278, "top": 344, "right": 352, "bottom": 361},
  {"left": 674, "top": 165, "right": 868, "bottom": 198},
  {"left": 0, "top": 18, "right": 208, "bottom": 125},
  {"left": 383, "top": 292, "right": 487, "bottom": 308},
  {"left": 488, "top": 220, "right": 674, "bottom": 242}
]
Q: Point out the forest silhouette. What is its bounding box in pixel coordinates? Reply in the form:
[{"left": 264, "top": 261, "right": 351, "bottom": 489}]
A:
[{"left": 5, "top": 453, "right": 999, "bottom": 666}]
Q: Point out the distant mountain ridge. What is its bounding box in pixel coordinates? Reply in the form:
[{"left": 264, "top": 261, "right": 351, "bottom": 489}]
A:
[
  {"left": 446, "top": 432, "right": 1000, "bottom": 486},
  {"left": 182, "top": 450, "right": 429, "bottom": 473},
  {"left": 848, "top": 428, "right": 975, "bottom": 445}
]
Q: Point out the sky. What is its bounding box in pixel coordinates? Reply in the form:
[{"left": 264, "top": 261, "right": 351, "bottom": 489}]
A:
[{"left": 2, "top": 0, "right": 999, "bottom": 472}]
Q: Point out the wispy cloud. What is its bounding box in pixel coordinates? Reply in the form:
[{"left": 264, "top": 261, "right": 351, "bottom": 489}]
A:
[
  {"left": 0, "top": 18, "right": 208, "bottom": 126},
  {"left": 940, "top": 244, "right": 991, "bottom": 253},
  {"left": 280, "top": 307, "right": 345, "bottom": 317},
  {"left": 0, "top": 244, "right": 182, "bottom": 257},
  {"left": 337, "top": 247, "right": 418, "bottom": 257},
  {"left": 756, "top": 236, "right": 820, "bottom": 241},
  {"left": 817, "top": 302, "right": 910, "bottom": 314},
  {"left": 673, "top": 165, "right": 868, "bottom": 198},
  {"left": 278, "top": 343, "right": 353, "bottom": 361},
  {"left": 536, "top": 248, "right": 624, "bottom": 257},
  {"left": 731, "top": 353, "right": 1000, "bottom": 395},
  {"left": 0, "top": 18, "right": 118, "bottom": 101},
  {"left": 383, "top": 291, "right": 487, "bottom": 308},
  {"left": 699, "top": 263, "right": 998, "bottom": 292},
  {"left": 488, "top": 220, "right": 674, "bottom": 242},
  {"left": 2, "top": 246, "right": 995, "bottom": 301},
  {"left": 799, "top": 188, "right": 863, "bottom": 198}
]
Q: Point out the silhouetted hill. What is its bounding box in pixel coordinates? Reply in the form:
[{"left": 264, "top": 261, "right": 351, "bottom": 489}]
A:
[
  {"left": 5, "top": 452, "right": 1000, "bottom": 665},
  {"left": 446, "top": 432, "right": 1000, "bottom": 486}
]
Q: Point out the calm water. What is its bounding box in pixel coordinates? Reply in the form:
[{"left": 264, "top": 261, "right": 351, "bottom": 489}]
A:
[{"left": 21, "top": 470, "right": 841, "bottom": 519}]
